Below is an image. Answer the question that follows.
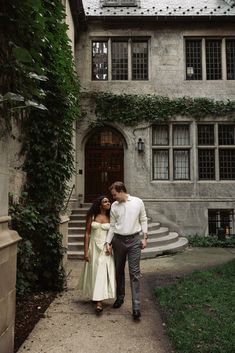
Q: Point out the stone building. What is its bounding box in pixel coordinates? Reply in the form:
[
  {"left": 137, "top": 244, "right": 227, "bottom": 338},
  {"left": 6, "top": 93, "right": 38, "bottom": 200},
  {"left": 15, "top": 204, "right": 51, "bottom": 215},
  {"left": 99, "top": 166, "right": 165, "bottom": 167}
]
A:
[{"left": 74, "top": 0, "right": 235, "bottom": 238}]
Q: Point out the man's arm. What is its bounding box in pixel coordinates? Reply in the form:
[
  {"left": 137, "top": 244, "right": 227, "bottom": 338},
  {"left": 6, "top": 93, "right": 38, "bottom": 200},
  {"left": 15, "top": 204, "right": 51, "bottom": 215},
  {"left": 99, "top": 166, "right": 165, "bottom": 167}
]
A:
[
  {"left": 139, "top": 200, "right": 148, "bottom": 248},
  {"left": 105, "top": 208, "right": 115, "bottom": 253}
]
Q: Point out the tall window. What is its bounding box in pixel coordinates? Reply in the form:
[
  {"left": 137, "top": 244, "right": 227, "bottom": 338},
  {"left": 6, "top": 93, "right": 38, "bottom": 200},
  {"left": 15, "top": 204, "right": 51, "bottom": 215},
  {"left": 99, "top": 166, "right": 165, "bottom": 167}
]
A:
[
  {"left": 198, "top": 124, "right": 235, "bottom": 180},
  {"left": 226, "top": 39, "right": 235, "bottom": 80},
  {"left": 185, "top": 37, "right": 235, "bottom": 80},
  {"left": 112, "top": 41, "right": 128, "bottom": 80},
  {"left": 132, "top": 41, "right": 148, "bottom": 80},
  {"left": 185, "top": 39, "right": 202, "bottom": 80},
  {"left": 206, "top": 39, "right": 222, "bottom": 80},
  {"left": 91, "top": 38, "right": 149, "bottom": 81},
  {"left": 152, "top": 124, "right": 190, "bottom": 180},
  {"left": 92, "top": 41, "right": 108, "bottom": 80}
]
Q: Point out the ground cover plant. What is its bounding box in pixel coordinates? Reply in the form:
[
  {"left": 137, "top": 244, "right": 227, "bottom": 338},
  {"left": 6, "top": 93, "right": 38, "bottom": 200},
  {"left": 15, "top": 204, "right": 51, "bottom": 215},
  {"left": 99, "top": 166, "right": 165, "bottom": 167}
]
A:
[
  {"left": 155, "top": 259, "right": 235, "bottom": 353},
  {"left": 188, "top": 234, "right": 235, "bottom": 248}
]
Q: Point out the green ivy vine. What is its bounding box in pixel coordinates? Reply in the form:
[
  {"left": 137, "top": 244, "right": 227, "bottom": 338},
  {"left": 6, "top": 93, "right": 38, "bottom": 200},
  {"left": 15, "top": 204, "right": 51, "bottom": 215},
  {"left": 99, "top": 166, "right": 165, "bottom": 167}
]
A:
[
  {"left": 2, "top": 0, "right": 80, "bottom": 295},
  {"left": 93, "top": 92, "right": 235, "bottom": 126}
]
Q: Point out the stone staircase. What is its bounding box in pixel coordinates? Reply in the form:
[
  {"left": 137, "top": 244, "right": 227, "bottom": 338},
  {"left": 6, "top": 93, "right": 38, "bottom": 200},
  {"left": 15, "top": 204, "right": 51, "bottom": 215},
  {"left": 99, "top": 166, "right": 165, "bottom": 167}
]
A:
[{"left": 67, "top": 207, "right": 188, "bottom": 259}]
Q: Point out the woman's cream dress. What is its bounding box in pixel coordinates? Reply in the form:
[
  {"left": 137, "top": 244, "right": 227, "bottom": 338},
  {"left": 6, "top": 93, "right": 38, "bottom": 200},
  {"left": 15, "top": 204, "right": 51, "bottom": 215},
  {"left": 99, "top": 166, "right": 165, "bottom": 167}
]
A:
[{"left": 78, "top": 221, "right": 116, "bottom": 301}]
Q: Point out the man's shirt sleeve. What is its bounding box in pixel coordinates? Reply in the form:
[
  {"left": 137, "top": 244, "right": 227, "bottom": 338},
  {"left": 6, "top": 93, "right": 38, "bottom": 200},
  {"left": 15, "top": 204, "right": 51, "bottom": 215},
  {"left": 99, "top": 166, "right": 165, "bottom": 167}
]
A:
[{"left": 106, "top": 207, "right": 115, "bottom": 243}]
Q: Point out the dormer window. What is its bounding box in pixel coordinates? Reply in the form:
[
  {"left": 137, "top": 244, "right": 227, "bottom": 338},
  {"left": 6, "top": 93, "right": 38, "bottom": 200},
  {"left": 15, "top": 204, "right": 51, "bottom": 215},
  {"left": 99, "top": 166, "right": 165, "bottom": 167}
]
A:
[{"left": 102, "top": 0, "right": 137, "bottom": 7}]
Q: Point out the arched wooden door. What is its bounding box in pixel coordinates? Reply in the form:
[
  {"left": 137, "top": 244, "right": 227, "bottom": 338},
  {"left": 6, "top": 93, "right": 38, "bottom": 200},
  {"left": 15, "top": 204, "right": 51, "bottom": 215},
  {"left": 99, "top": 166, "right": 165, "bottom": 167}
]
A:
[{"left": 85, "top": 128, "right": 124, "bottom": 202}]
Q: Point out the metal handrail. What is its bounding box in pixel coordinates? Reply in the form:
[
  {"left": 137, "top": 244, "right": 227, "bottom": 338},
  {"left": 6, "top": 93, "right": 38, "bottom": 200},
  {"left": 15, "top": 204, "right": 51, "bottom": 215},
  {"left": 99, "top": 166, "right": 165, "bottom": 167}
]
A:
[{"left": 61, "top": 184, "right": 75, "bottom": 212}]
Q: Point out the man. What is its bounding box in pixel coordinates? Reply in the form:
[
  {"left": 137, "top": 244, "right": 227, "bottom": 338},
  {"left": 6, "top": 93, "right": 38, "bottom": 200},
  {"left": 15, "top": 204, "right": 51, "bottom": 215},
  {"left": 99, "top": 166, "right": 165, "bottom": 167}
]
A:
[{"left": 105, "top": 181, "right": 148, "bottom": 321}]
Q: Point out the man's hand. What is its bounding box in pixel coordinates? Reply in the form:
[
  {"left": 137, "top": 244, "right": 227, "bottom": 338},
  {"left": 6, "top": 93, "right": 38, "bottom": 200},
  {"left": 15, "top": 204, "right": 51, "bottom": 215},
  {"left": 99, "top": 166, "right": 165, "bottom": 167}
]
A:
[
  {"left": 105, "top": 242, "right": 112, "bottom": 255},
  {"left": 140, "top": 237, "right": 147, "bottom": 249}
]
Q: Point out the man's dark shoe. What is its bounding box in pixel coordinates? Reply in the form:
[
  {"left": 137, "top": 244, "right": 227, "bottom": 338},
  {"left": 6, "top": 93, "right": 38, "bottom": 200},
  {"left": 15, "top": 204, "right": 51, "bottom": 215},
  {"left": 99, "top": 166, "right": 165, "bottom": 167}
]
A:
[
  {"left": 132, "top": 310, "right": 141, "bottom": 321},
  {"left": 112, "top": 298, "right": 124, "bottom": 309}
]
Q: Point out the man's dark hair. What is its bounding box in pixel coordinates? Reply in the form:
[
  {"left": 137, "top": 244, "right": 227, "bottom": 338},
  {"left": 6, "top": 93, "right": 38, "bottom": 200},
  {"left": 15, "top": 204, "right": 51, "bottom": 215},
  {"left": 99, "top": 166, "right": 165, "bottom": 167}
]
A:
[{"left": 109, "top": 181, "right": 127, "bottom": 193}]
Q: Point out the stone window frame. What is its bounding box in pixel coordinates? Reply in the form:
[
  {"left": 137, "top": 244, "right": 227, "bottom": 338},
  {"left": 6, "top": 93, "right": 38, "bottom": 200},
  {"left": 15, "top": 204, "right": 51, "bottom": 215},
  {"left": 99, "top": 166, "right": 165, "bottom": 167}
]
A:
[
  {"left": 184, "top": 37, "right": 235, "bottom": 81},
  {"left": 91, "top": 37, "right": 149, "bottom": 81},
  {"left": 152, "top": 123, "right": 192, "bottom": 181}
]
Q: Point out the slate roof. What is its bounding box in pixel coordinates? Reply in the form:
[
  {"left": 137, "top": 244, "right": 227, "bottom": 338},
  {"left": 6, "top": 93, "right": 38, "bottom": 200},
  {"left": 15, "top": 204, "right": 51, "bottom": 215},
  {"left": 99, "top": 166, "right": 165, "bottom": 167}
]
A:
[{"left": 83, "top": 0, "right": 235, "bottom": 17}]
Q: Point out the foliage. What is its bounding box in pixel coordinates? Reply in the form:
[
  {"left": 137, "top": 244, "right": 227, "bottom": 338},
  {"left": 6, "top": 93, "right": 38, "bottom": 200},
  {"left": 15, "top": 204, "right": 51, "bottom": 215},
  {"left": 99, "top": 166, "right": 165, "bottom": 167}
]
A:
[
  {"left": 4, "top": 0, "right": 80, "bottom": 295},
  {"left": 94, "top": 92, "right": 235, "bottom": 126},
  {"left": 155, "top": 260, "right": 235, "bottom": 353},
  {"left": 188, "top": 234, "right": 235, "bottom": 248},
  {"left": 9, "top": 195, "right": 40, "bottom": 296},
  {"left": 0, "top": 0, "right": 48, "bottom": 132}
]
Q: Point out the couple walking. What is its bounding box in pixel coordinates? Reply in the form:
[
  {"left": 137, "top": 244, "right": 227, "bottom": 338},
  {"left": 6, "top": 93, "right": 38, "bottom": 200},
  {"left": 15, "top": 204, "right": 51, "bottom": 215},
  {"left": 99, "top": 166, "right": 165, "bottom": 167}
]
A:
[{"left": 78, "top": 181, "right": 148, "bottom": 321}]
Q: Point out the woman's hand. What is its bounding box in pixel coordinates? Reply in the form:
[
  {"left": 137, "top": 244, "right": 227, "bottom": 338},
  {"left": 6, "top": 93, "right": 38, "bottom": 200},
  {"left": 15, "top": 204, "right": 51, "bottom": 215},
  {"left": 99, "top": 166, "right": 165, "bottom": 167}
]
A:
[
  {"left": 84, "top": 254, "right": 89, "bottom": 262},
  {"left": 105, "top": 243, "right": 112, "bottom": 255}
]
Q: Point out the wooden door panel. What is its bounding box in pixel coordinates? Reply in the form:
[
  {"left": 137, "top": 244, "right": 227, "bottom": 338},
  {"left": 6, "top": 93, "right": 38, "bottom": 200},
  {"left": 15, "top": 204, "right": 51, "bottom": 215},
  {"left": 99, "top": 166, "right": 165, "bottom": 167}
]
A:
[{"left": 85, "top": 148, "right": 123, "bottom": 202}]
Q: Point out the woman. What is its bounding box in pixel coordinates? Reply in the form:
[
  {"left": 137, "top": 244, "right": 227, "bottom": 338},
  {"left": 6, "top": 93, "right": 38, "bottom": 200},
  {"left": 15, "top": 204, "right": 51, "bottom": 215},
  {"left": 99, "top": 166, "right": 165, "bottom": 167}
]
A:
[{"left": 78, "top": 196, "right": 116, "bottom": 313}]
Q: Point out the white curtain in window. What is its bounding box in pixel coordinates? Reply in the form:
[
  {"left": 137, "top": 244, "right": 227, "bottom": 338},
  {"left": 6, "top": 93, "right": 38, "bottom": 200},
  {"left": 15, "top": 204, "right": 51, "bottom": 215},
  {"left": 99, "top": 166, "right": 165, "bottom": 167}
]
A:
[
  {"left": 152, "top": 126, "right": 168, "bottom": 145},
  {"left": 153, "top": 150, "right": 168, "bottom": 179},
  {"left": 173, "top": 125, "right": 189, "bottom": 146},
  {"left": 174, "top": 150, "right": 189, "bottom": 179}
]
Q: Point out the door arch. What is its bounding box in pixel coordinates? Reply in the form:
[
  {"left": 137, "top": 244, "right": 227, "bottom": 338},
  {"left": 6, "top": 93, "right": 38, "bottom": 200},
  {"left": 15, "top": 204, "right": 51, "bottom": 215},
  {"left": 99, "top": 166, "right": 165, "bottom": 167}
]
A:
[{"left": 85, "top": 127, "right": 124, "bottom": 202}]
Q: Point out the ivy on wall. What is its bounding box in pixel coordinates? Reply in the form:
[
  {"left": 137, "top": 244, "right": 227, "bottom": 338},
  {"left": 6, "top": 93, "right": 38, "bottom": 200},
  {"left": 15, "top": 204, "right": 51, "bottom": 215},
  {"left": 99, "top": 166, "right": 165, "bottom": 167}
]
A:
[
  {"left": 94, "top": 92, "right": 235, "bottom": 126},
  {"left": 1, "top": 0, "right": 80, "bottom": 295}
]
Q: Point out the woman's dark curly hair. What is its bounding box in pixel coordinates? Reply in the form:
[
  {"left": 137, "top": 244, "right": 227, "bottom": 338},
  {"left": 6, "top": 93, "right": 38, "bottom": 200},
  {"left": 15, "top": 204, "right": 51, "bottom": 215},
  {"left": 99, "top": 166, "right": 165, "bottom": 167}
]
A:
[{"left": 86, "top": 195, "right": 111, "bottom": 220}]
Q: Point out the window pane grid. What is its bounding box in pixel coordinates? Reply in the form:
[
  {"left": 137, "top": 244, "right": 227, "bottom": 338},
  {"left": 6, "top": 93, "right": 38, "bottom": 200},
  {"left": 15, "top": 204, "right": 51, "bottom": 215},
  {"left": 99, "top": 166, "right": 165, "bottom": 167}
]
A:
[
  {"left": 173, "top": 150, "right": 190, "bottom": 180},
  {"left": 92, "top": 41, "right": 108, "bottom": 80},
  {"left": 198, "top": 125, "right": 214, "bottom": 145},
  {"left": 206, "top": 40, "right": 222, "bottom": 80},
  {"left": 185, "top": 39, "right": 202, "bottom": 80},
  {"left": 219, "top": 149, "right": 235, "bottom": 179},
  {"left": 208, "top": 209, "right": 234, "bottom": 237},
  {"left": 132, "top": 41, "right": 148, "bottom": 80},
  {"left": 218, "top": 125, "right": 235, "bottom": 145},
  {"left": 173, "top": 125, "right": 189, "bottom": 145},
  {"left": 152, "top": 125, "right": 169, "bottom": 146},
  {"left": 226, "top": 39, "right": 235, "bottom": 80},
  {"left": 112, "top": 42, "right": 128, "bottom": 80},
  {"left": 153, "top": 150, "right": 169, "bottom": 180},
  {"left": 198, "top": 149, "right": 215, "bottom": 179}
]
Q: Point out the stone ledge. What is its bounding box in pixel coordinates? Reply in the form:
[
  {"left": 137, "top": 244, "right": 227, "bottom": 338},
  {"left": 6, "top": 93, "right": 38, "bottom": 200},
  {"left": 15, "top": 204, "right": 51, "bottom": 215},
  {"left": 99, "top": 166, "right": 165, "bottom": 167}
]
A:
[{"left": 0, "top": 230, "right": 21, "bottom": 250}]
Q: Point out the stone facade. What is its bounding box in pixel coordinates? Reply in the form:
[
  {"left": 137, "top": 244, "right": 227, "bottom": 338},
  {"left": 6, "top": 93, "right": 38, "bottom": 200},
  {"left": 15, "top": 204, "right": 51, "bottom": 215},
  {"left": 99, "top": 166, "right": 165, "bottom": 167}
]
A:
[
  {"left": 0, "top": 138, "right": 21, "bottom": 353},
  {"left": 74, "top": 2, "right": 235, "bottom": 236}
]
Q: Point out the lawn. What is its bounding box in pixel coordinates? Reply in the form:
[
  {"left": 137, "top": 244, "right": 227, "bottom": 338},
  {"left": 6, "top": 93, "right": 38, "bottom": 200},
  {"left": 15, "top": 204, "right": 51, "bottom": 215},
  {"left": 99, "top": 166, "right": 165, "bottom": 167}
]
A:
[{"left": 155, "top": 259, "right": 235, "bottom": 353}]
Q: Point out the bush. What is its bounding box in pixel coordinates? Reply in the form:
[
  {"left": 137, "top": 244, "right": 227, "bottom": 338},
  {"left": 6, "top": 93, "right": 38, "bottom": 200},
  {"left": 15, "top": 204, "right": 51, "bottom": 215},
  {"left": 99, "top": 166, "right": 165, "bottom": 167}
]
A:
[{"left": 188, "top": 234, "right": 235, "bottom": 248}]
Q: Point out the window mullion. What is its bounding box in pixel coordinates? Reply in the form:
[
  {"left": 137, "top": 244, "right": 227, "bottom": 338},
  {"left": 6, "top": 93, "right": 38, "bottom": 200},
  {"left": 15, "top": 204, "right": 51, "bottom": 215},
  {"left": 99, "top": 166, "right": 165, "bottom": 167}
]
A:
[
  {"left": 128, "top": 38, "right": 132, "bottom": 80},
  {"left": 214, "top": 123, "right": 219, "bottom": 181},
  {"left": 108, "top": 38, "right": 112, "bottom": 80},
  {"left": 202, "top": 38, "right": 206, "bottom": 81},
  {"left": 169, "top": 124, "right": 173, "bottom": 180},
  {"left": 222, "top": 38, "right": 226, "bottom": 81}
]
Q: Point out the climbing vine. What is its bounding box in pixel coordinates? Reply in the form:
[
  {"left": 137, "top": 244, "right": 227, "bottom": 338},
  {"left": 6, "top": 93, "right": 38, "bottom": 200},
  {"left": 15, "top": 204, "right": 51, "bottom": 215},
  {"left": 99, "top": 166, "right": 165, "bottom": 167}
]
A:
[
  {"left": 1, "top": 0, "right": 80, "bottom": 295},
  {"left": 94, "top": 92, "right": 235, "bottom": 126}
]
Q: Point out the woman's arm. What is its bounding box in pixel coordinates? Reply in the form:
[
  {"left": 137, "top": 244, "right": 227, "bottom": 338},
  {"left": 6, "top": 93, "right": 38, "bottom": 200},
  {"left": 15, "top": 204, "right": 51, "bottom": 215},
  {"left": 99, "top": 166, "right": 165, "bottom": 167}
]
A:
[{"left": 84, "top": 216, "right": 92, "bottom": 261}]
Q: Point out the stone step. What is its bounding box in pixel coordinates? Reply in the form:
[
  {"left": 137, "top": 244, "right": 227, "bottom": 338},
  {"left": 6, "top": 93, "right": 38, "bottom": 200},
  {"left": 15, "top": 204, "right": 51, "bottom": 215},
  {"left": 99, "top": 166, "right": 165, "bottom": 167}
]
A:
[
  {"left": 67, "top": 237, "right": 188, "bottom": 260},
  {"left": 67, "top": 232, "right": 179, "bottom": 252},
  {"left": 147, "top": 232, "right": 179, "bottom": 247},
  {"left": 68, "top": 221, "right": 160, "bottom": 231},
  {"left": 147, "top": 227, "right": 169, "bottom": 238},
  {"left": 67, "top": 250, "right": 84, "bottom": 259},
  {"left": 141, "top": 237, "right": 188, "bottom": 259}
]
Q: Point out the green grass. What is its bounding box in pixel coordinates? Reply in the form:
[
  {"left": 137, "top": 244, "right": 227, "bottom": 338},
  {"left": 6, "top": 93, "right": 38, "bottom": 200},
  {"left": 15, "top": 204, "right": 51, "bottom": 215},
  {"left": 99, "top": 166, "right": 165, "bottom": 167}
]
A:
[{"left": 155, "top": 259, "right": 235, "bottom": 353}]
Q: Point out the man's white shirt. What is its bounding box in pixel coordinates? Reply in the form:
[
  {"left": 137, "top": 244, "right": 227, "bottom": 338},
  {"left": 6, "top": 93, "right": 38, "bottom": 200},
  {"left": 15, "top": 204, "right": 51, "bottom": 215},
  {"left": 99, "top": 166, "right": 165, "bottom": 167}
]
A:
[{"left": 106, "top": 195, "right": 148, "bottom": 244}]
